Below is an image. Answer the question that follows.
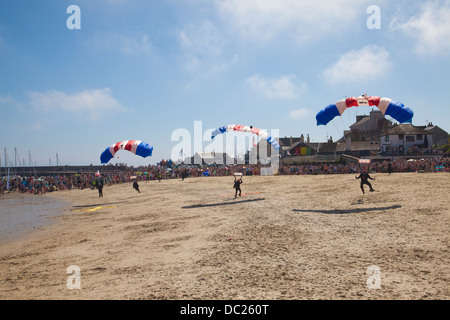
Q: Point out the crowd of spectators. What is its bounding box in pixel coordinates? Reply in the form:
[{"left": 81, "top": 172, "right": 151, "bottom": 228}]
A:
[
  {"left": 280, "top": 157, "right": 448, "bottom": 175},
  {"left": 1, "top": 156, "right": 447, "bottom": 195}
]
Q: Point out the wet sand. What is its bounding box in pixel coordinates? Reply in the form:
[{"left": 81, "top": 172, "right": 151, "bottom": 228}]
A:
[
  {"left": 0, "top": 194, "right": 68, "bottom": 245},
  {"left": 0, "top": 173, "right": 449, "bottom": 300}
]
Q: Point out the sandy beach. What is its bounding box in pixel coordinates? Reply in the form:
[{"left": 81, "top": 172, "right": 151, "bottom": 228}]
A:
[{"left": 0, "top": 172, "right": 448, "bottom": 300}]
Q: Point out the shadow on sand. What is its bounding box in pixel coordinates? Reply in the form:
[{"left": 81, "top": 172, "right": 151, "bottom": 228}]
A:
[
  {"left": 72, "top": 201, "right": 129, "bottom": 208},
  {"left": 182, "top": 198, "right": 265, "bottom": 209},
  {"left": 292, "top": 204, "right": 402, "bottom": 215}
]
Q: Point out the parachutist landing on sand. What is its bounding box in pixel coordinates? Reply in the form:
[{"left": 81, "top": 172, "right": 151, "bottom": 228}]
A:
[
  {"left": 233, "top": 177, "right": 243, "bottom": 198},
  {"left": 96, "top": 178, "right": 104, "bottom": 198},
  {"left": 387, "top": 162, "right": 392, "bottom": 174},
  {"left": 133, "top": 181, "right": 140, "bottom": 193},
  {"left": 356, "top": 171, "right": 375, "bottom": 194}
]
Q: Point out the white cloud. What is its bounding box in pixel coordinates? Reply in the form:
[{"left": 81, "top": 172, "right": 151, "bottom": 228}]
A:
[
  {"left": 89, "top": 32, "right": 153, "bottom": 57},
  {"left": 28, "top": 88, "right": 126, "bottom": 121},
  {"left": 0, "top": 94, "right": 21, "bottom": 110},
  {"left": 322, "top": 45, "right": 392, "bottom": 85},
  {"left": 391, "top": 1, "right": 450, "bottom": 56},
  {"left": 177, "top": 20, "right": 235, "bottom": 75},
  {"left": 0, "top": 94, "right": 16, "bottom": 105},
  {"left": 76, "top": 0, "right": 129, "bottom": 8},
  {"left": 32, "top": 122, "right": 45, "bottom": 131},
  {"left": 216, "top": 0, "right": 373, "bottom": 43},
  {"left": 289, "top": 108, "right": 310, "bottom": 119},
  {"left": 246, "top": 74, "right": 306, "bottom": 99}
]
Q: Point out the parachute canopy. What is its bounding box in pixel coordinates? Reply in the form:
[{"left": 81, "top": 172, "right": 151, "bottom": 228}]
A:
[
  {"left": 211, "top": 125, "right": 280, "bottom": 151},
  {"left": 100, "top": 140, "right": 153, "bottom": 164},
  {"left": 316, "top": 95, "right": 414, "bottom": 126}
]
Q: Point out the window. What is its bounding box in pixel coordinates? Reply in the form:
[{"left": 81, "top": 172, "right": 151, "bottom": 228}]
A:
[
  {"left": 406, "top": 135, "right": 415, "bottom": 142},
  {"left": 398, "top": 134, "right": 404, "bottom": 140},
  {"left": 417, "top": 134, "right": 423, "bottom": 140},
  {"left": 385, "top": 135, "right": 390, "bottom": 142}
]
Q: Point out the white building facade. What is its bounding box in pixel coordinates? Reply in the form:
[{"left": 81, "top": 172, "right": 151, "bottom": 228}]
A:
[{"left": 380, "top": 124, "right": 433, "bottom": 155}]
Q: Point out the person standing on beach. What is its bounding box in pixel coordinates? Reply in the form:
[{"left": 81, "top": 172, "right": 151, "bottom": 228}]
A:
[
  {"left": 233, "top": 177, "right": 243, "bottom": 198},
  {"left": 387, "top": 162, "right": 392, "bottom": 174},
  {"left": 356, "top": 170, "right": 375, "bottom": 194},
  {"left": 96, "top": 178, "right": 104, "bottom": 197}
]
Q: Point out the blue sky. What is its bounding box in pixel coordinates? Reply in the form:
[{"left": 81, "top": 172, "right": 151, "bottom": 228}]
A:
[{"left": 1, "top": 0, "right": 449, "bottom": 166}]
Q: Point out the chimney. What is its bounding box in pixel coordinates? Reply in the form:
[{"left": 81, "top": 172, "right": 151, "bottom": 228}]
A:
[
  {"left": 290, "top": 136, "right": 293, "bottom": 146},
  {"left": 345, "top": 131, "right": 351, "bottom": 151},
  {"left": 307, "top": 134, "right": 310, "bottom": 143}
]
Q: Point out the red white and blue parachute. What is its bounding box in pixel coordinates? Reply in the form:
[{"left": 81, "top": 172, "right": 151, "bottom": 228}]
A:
[
  {"left": 316, "top": 95, "right": 414, "bottom": 126},
  {"left": 211, "top": 125, "right": 280, "bottom": 151},
  {"left": 100, "top": 140, "right": 153, "bottom": 164}
]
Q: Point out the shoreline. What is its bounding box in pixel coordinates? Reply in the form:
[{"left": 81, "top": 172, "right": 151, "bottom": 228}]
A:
[
  {"left": 0, "top": 192, "right": 70, "bottom": 245},
  {"left": 0, "top": 173, "right": 449, "bottom": 300}
]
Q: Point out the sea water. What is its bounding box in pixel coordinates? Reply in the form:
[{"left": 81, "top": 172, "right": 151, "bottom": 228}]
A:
[{"left": 0, "top": 194, "right": 68, "bottom": 244}]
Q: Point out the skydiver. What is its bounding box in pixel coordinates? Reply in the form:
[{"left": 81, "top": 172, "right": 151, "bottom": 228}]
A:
[
  {"left": 133, "top": 181, "right": 140, "bottom": 193},
  {"left": 96, "top": 178, "right": 104, "bottom": 197},
  {"left": 233, "top": 176, "right": 243, "bottom": 198},
  {"left": 387, "top": 162, "right": 392, "bottom": 174},
  {"left": 356, "top": 170, "right": 375, "bottom": 194}
]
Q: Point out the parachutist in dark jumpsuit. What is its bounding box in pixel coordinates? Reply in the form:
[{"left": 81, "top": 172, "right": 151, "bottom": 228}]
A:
[
  {"left": 233, "top": 177, "right": 243, "bottom": 198},
  {"left": 356, "top": 171, "right": 375, "bottom": 194},
  {"left": 97, "top": 178, "right": 104, "bottom": 198},
  {"left": 133, "top": 181, "right": 140, "bottom": 193}
]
